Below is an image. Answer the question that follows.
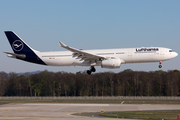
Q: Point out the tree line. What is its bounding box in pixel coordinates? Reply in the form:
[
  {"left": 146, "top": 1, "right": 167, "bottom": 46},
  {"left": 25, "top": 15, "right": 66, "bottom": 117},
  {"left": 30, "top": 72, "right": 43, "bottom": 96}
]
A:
[{"left": 0, "top": 69, "right": 179, "bottom": 96}]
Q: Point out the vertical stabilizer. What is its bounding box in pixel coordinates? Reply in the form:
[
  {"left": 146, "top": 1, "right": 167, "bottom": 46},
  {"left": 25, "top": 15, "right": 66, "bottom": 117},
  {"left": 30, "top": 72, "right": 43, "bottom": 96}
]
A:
[{"left": 4, "top": 31, "right": 46, "bottom": 65}]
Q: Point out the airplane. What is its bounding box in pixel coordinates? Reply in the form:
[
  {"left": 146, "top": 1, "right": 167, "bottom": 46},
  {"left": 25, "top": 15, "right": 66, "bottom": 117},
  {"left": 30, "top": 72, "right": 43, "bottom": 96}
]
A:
[{"left": 4, "top": 31, "right": 178, "bottom": 75}]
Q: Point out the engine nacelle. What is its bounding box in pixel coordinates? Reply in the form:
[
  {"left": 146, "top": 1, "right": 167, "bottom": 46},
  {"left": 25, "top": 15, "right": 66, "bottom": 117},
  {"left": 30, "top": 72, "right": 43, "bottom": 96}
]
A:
[{"left": 101, "top": 58, "right": 121, "bottom": 69}]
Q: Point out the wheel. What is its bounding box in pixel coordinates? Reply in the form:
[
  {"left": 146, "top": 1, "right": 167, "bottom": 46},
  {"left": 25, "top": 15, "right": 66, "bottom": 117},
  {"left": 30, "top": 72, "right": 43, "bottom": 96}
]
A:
[
  {"left": 91, "top": 66, "right": 96, "bottom": 72},
  {"left": 87, "top": 70, "right": 91, "bottom": 75},
  {"left": 159, "top": 65, "right": 162, "bottom": 68}
]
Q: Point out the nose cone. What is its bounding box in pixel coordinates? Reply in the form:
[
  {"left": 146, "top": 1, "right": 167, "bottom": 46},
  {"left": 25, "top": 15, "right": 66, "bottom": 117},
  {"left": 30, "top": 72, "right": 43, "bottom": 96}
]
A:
[{"left": 174, "top": 52, "right": 178, "bottom": 57}]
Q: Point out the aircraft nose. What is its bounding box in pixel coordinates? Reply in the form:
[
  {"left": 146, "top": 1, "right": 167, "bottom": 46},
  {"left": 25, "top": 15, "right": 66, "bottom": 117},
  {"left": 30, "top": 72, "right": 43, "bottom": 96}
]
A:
[
  {"left": 175, "top": 52, "right": 178, "bottom": 57},
  {"left": 174, "top": 52, "right": 178, "bottom": 57}
]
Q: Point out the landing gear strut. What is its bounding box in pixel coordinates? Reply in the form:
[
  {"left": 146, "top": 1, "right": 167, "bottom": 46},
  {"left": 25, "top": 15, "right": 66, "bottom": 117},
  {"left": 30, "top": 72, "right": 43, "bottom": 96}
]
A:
[
  {"left": 159, "top": 61, "right": 162, "bottom": 68},
  {"left": 87, "top": 66, "right": 96, "bottom": 75}
]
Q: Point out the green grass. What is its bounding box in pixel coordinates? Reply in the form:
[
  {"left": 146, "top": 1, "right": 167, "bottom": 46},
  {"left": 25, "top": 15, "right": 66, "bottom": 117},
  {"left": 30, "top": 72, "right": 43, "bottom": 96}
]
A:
[
  {"left": 100, "top": 110, "right": 180, "bottom": 120},
  {"left": 0, "top": 99, "right": 180, "bottom": 104}
]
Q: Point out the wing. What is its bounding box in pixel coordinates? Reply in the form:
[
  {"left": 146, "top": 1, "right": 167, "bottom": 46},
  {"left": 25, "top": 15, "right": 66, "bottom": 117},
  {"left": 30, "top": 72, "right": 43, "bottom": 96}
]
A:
[{"left": 59, "top": 41, "right": 105, "bottom": 64}]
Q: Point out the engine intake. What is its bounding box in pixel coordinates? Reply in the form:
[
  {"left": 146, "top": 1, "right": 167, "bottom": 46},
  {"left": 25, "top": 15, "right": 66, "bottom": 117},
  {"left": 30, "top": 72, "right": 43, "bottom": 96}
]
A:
[{"left": 101, "top": 58, "right": 121, "bottom": 69}]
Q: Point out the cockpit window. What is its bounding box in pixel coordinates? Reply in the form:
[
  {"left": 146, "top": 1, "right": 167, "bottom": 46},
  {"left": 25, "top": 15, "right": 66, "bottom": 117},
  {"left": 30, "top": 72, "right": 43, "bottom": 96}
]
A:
[{"left": 169, "top": 50, "right": 174, "bottom": 52}]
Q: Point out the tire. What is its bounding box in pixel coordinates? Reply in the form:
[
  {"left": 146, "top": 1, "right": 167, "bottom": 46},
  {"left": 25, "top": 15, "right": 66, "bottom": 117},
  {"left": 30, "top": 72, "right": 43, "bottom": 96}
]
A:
[
  {"left": 87, "top": 70, "right": 91, "bottom": 75},
  {"left": 91, "top": 67, "right": 96, "bottom": 72}
]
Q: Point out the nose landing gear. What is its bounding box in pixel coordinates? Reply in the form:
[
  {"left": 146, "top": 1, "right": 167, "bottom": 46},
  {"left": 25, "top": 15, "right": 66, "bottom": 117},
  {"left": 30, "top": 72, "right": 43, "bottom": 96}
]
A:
[
  {"left": 87, "top": 66, "right": 96, "bottom": 75},
  {"left": 159, "top": 61, "right": 162, "bottom": 68}
]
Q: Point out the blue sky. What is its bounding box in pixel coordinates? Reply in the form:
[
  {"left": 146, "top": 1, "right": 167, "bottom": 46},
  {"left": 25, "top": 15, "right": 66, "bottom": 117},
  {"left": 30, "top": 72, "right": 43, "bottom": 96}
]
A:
[{"left": 1, "top": 0, "right": 180, "bottom": 73}]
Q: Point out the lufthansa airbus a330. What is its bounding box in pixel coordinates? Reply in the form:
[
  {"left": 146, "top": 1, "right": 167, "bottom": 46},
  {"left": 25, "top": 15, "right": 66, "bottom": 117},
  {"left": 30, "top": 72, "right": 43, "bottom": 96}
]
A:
[{"left": 4, "top": 31, "right": 178, "bottom": 75}]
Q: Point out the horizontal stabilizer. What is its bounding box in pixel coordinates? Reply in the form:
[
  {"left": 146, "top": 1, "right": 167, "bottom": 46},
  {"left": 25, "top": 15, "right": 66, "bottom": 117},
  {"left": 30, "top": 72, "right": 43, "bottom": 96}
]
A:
[{"left": 4, "top": 52, "right": 26, "bottom": 59}]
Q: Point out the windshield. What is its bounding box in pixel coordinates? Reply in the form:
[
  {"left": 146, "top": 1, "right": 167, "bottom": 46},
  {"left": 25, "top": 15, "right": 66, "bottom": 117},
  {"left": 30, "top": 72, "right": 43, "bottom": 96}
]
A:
[{"left": 169, "top": 50, "right": 174, "bottom": 52}]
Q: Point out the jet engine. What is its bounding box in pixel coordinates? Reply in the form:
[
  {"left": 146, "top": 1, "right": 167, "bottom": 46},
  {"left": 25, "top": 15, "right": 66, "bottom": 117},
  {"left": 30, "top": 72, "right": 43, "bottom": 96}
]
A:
[{"left": 101, "top": 58, "right": 121, "bottom": 69}]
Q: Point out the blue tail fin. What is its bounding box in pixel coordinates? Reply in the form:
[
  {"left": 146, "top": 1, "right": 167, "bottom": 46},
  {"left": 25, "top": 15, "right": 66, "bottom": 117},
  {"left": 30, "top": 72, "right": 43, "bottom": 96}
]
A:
[
  {"left": 5, "top": 31, "right": 34, "bottom": 54},
  {"left": 4, "top": 31, "right": 46, "bottom": 65}
]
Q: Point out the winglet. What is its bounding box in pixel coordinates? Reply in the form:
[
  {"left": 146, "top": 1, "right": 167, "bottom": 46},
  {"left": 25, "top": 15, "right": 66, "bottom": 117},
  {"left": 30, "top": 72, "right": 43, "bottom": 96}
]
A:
[{"left": 59, "top": 41, "right": 67, "bottom": 48}]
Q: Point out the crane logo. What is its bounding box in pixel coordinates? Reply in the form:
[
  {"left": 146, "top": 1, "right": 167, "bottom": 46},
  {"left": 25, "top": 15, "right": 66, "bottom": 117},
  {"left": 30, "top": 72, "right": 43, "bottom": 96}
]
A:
[{"left": 12, "top": 40, "right": 24, "bottom": 51}]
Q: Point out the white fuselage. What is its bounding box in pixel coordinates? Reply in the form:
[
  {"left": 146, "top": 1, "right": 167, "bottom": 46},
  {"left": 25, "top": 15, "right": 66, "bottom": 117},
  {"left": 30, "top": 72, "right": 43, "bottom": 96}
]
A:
[{"left": 36, "top": 47, "right": 178, "bottom": 67}]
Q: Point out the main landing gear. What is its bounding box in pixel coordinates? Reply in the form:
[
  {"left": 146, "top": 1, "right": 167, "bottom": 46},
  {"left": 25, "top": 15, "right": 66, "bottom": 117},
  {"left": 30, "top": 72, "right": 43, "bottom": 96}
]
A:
[
  {"left": 159, "top": 61, "right": 162, "bottom": 68},
  {"left": 87, "top": 66, "right": 96, "bottom": 75}
]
